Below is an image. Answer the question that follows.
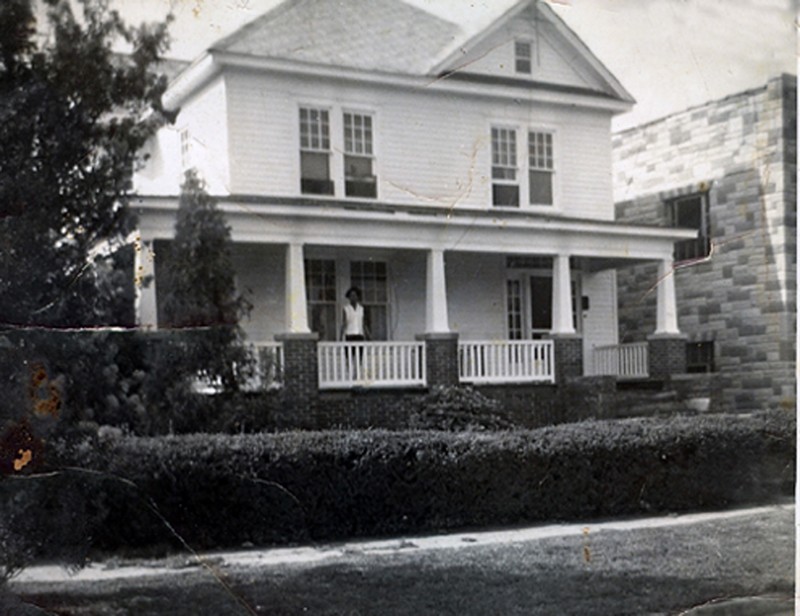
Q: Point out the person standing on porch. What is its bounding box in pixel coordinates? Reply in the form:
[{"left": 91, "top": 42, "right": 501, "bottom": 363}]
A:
[{"left": 340, "top": 286, "right": 370, "bottom": 342}]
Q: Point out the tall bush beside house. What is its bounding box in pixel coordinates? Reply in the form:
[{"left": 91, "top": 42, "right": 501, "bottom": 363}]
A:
[
  {"left": 153, "top": 171, "right": 253, "bottom": 429},
  {"left": 0, "top": 0, "right": 172, "bottom": 583}
]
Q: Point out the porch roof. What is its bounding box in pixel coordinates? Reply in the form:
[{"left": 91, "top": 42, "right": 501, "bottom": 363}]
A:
[{"left": 134, "top": 195, "right": 695, "bottom": 264}]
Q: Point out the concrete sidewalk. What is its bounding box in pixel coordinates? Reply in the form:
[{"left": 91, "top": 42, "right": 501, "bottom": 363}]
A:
[{"left": 13, "top": 502, "right": 794, "bottom": 586}]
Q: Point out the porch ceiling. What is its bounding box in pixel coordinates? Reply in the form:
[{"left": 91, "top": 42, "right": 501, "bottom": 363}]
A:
[{"left": 135, "top": 196, "right": 696, "bottom": 262}]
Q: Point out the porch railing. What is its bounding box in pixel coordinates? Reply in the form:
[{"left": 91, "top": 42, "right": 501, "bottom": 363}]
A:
[
  {"left": 318, "top": 341, "right": 426, "bottom": 389},
  {"left": 591, "top": 342, "right": 649, "bottom": 379},
  {"left": 458, "top": 340, "right": 555, "bottom": 384},
  {"left": 246, "top": 341, "right": 285, "bottom": 390}
]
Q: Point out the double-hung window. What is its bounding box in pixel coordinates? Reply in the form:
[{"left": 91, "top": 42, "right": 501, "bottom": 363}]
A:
[
  {"left": 515, "top": 40, "right": 532, "bottom": 74},
  {"left": 343, "top": 112, "right": 377, "bottom": 198},
  {"left": 305, "top": 259, "right": 337, "bottom": 340},
  {"left": 299, "top": 107, "right": 334, "bottom": 195},
  {"left": 528, "top": 131, "right": 554, "bottom": 206},
  {"left": 350, "top": 261, "right": 388, "bottom": 340},
  {"left": 491, "top": 127, "right": 519, "bottom": 207}
]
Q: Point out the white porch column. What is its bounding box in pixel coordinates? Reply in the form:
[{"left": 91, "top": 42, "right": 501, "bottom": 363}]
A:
[
  {"left": 425, "top": 248, "right": 450, "bottom": 333},
  {"left": 285, "top": 243, "right": 310, "bottom": 334},
  {"left": 551, "top": 253, "right": 576, "bottom": 334},
  {"left": 134, "top": 235, "right": 158, "bottom": 330},
  {"left": 655, "top": 258, "right": 680, "bottom": 334}
]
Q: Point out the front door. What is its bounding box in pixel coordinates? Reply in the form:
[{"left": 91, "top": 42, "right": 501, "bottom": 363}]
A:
[
  {"left": 529, "top": 275, "right": 552, "bottom": 339},
  {"left": 506, "top": 270, "right": 580, "bottom": 339}
]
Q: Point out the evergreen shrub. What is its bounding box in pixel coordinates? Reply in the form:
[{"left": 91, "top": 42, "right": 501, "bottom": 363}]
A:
[{"left": 56, "top": 411, "right": 795, "bottom": 552}]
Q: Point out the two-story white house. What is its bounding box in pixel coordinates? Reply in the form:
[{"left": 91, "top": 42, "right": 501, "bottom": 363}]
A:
[{"left": 132, "top": 0, "right": 694, "bottom": 403}]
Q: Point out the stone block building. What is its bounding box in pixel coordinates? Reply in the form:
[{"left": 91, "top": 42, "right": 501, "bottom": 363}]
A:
[{"left": 613, "top": 74, "right": 796, "bottom": 411}]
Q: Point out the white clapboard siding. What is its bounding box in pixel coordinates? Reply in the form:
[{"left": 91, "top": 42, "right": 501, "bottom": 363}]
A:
[
  {"left": 222, "top": 70, "right": 614, "bottom": 220},
  {"left": 180, "top": 76, "right": 231, "bottom": 194}
]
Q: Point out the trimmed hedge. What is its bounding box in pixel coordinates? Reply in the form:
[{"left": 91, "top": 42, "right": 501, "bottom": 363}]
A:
[{"left": 51, "top": 411, "right": 794, "bottom": 552}]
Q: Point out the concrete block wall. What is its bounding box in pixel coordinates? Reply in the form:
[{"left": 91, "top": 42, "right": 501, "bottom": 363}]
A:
[{"left": 613, "top": 74, "right": 796, "bottom": 411}]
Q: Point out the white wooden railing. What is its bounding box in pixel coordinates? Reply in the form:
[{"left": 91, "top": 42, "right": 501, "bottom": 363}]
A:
[
  {"left": 459, "top": 340, "right": 554, "bottom": 384},
  {"left": 318, "top": 341, "right": 426, "bottom": 389},
  {"left": 246, "top": 341, "right": 284, "bottom": 390},
  {"left": 591, "top": 342, "right": 649, "bottom": 379}
]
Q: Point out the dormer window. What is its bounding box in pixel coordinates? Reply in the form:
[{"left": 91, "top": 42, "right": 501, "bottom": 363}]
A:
[
  {"left": 515, "top": 40, "right": 532, "bottom": 74},
  {"left": 299, "top": 107, "right": 334, "bottom": 195},
  {"left": 343, "top": 112, "right": 377, "bottom": 198}
]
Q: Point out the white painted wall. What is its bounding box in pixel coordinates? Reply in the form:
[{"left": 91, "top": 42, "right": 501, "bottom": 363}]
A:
[
  {"left": 137, "top": 76, "right": 231, "bottom": 196},
  {"left": 580, "top": 269, "right": 619, "bottom": 372},
  {"left": 447, "top": 253, "right": 507, "bottom": 340},
  {"left": 223, "top": 69, "right": 615, "bottom": 220},
  {"left": 231, "top": 243, "right": 286, "bottom": 342}
]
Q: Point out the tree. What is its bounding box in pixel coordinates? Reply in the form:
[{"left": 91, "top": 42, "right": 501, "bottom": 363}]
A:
[
  {"left": 159, "top": 170, "right": 252, "bottom": 394},
  {"left": 0, "top": 0, "right": 173, "bottom": 582},
  {"left": 0, "top": 0, "right": 173, "bottom": 328}
]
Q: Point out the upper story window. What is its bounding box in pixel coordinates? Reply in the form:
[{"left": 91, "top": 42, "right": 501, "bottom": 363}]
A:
[
  {"left": 667, "top": 192, "right": 711, "bottom": 261},
  {"left": 299, "top": 107, "right": 334, "bottom": 195},
  {"left": 491, "top": 127, "right": 519, "bottom": 207},
  {"left": 528, "top": 131, "right": 554, "bottom": 206},
  {"left": 343, "top": 112, "right": 377, "bottom": 198},
  {"left": 492, "top": 127, "right": 556, "bottom": 208},
  {"left": 515, "top": 40, "right": 532, "bottom": 74}
]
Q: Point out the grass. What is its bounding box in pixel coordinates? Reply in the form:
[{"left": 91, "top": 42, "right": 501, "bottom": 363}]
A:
[{"left": 11, "top": 505, "right": 794, "bottom": 615}]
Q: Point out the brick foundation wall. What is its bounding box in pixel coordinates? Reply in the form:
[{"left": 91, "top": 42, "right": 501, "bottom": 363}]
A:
[{"left": 613, "top": 74, "right": 797, "bottom": 411}]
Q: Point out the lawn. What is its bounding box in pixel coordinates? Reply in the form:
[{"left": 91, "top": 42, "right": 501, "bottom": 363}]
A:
[{"left": 11, "top": 505, "right": 794, "bottom": 615}]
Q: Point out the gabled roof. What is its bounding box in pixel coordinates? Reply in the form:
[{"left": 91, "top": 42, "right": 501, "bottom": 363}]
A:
[
  {"left": 211, "top": 0, "right": 462, "bottom": 75},
  {"left": 433, "top": 0, "right": 634, "bottom": 103}
]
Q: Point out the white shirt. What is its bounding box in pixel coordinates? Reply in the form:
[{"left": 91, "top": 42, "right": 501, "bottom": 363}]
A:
[{"left": 343, "top": 303, "right": 365, "bottom": 336}]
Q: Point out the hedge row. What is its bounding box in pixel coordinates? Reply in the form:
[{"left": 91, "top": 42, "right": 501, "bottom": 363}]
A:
[{"left": 47, "top": 411, "right": 794, "bottom": 552}]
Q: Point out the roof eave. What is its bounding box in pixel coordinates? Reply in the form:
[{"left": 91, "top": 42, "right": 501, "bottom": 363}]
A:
[{"left": 162, "top": 53, "right": 221, "bottom": 111}]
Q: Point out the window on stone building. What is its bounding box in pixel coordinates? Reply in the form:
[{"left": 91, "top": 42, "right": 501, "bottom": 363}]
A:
[
  {"left": 668, "top": 192, "right": 711, "bottom": 261},
  {"left": 686, "top": 340, "right": 715, "bottom": 373},
  {"left": 299, "top": 107, "right": 334, "bottom": 195}
]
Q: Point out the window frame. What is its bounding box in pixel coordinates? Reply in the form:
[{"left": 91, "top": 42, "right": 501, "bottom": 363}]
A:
[
  {"left": 667, "top": 191, "right": 711, "bottom": 261},
  {"left": 489, "top": 123, "right": 559, "bottom": 210},
  {"left": 305, "top": 258, "right": 339, "bottom": 341},
  {"left": 491, "top": 125, "right": 520, "bottom": 207},
  {"left": 349, "top": 260, "right": 389, "bottom": 340},
  {"left": 527, "top": 129, "right": 555, "bottom": 207},
  {"left": 298, "top": 105, "right": 334, "bottom": 196},
  {"left": 514, "top": 40, "right": 533, "bottom": 74},
  {"left": 342, "top": 110, "right": 378, "bottom": 199}
]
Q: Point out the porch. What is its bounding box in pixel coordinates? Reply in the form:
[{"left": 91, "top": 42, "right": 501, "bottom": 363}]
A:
[{"left": 133, "top": 196, "right": 695, "bottom": 397}]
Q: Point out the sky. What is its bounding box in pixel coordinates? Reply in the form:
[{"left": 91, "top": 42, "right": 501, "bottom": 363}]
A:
[{"left": 109, "top": 0, "right": 796, "bottom": 131}]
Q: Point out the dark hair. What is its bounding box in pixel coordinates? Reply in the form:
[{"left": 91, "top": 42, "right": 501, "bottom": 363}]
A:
[{"left": 345, "top": 286, "right": 361, "bottom": 300}]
